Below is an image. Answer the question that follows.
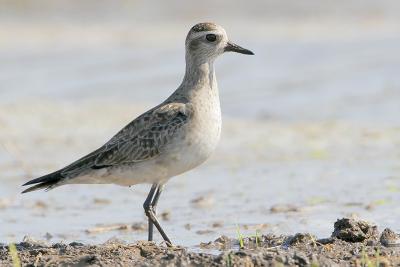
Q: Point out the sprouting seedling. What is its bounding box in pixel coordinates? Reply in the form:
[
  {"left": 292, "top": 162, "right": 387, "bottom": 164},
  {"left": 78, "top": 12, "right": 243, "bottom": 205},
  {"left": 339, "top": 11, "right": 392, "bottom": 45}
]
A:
[
  {"left": 225, "top": 252, "right": 232, "bottom": 267},
  {"left": 360, "top": 246, "right": 366, "bottom": 266},
  {"left": 360, "top": 246, "right": 375, "bottom": 267},
  {"left": 361, "top": 246, "right": 369, "bottom": 267},
  {"left": 375, "top": 247, "right": 380, "bottom": 267},
  {"left": 255, "top": 229, "right": 260, "bottom": 247},
  {"left": 236, "top": 224, "right": 244, "bottom": 249},
  {"left": 8, "top": 243, "right": 21, "bottom": 267},
  {"left": 310, "top": 235, "right": 318, "bottom": 248}
]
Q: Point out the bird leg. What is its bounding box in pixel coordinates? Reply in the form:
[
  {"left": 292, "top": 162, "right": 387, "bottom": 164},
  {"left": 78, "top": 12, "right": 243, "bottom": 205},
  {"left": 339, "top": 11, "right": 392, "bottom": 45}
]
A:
[
  {"left": 143, "top": 183, "right": 172, "bottom": 246},
  {"left": 144, "top": 184, "right": 163, "bottom": 242},
  {"left": 143, "top": 184, "right": 157, "bottom": 241}
]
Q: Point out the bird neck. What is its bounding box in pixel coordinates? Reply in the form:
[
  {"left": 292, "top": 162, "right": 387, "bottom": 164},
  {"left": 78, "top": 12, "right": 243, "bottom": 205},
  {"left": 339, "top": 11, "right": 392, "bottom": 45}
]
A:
[
  {"left": 182, "top": 54, "right": 216, "bottom": 89},
  {"left": 167, "top": 54, "right": 218, "bottom": 104}
]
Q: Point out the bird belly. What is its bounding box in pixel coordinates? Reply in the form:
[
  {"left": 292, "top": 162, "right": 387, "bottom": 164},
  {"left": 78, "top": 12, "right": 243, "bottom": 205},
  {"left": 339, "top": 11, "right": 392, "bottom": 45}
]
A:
[
  {"left": 162, "top": 122, "right": 221, "bottom": 177},
  {"left": 68, "top": 123, "right": 220, "bottom": 187}
]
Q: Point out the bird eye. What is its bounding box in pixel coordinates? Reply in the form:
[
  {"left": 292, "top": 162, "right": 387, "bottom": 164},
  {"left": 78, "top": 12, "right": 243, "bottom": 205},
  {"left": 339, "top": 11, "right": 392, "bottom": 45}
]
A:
[{"left": 206, "top": 34, "right": 217, "bottom": 42}]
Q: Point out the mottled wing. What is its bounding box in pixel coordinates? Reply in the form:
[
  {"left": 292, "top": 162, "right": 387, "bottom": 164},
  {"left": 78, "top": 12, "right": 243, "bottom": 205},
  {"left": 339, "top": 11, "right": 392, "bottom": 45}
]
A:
[
  {"left": 62, "top": 102, "right": 192, "bottom": 174},
  {"left": 22, "top": 102, "right": 192, "bottom": 192}
]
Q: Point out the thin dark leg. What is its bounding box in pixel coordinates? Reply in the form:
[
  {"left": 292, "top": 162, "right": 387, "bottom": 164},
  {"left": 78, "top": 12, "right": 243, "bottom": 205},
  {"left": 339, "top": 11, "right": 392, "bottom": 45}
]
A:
[
  {"left": 143, "top": 183, "right": 172, "bottom": 246},
  {"left": 147, "top": 184, "right": 164, "bottom": 240},
  {"left": 151, "top": 184, "right": 164, "bottom": 208},
  {"left": 143, "top": 184, "right": 157, "bottom": 242}
]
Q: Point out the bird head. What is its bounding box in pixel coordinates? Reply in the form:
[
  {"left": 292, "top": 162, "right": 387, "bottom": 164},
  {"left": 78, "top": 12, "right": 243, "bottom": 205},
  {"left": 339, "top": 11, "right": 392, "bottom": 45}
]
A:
[{"left": 185, "top": 22, "right": 254, "bottom": 63}]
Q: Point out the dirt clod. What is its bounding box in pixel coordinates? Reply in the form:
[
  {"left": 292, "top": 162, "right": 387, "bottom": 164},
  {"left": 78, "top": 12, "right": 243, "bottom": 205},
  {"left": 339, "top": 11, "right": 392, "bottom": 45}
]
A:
[
  {"left": 270, "top": 204, "right": 300, "bottom": 213},
  {"left": 190, "top": 194, "right": 214, "bottom": 209},
  {"left": 195, "top": 229, "right": 214, "bottom": 235},
  {"left": 160, "top": 210, "right": 171, "bottom": 221},
  {"left": 331, "top": 218, "right": 379, "bottom": 242},
  {"left": 212, "top": 221, "right": 223, "bottom": 228},
  {"left": 380, "top": 228, "right": 400, "bottom": 247},
  {"left": 287, "top": 233, "right": 316, "bottom": 246}
]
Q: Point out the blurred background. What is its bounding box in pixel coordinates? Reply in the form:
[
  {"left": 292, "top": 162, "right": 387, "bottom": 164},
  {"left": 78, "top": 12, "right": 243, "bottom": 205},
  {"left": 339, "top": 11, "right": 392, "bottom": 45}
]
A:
[{"left": 1, "top": 0, "right": 400, "bottom": 247}]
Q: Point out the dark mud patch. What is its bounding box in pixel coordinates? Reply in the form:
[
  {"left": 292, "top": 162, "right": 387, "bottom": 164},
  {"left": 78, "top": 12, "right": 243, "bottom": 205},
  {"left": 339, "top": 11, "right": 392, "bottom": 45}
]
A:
[
  {"left": 331, "top": 218, "right": 379, "bottom": 243},
  {"left": 1, "top": 218, "right": 400, "bottom": 266}
]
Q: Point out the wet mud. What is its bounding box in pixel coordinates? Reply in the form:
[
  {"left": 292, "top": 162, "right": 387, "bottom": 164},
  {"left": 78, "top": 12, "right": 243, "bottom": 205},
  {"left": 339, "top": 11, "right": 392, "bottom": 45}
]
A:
[{"left": 1, "top": 218, "right": 400, "bottom": 266}]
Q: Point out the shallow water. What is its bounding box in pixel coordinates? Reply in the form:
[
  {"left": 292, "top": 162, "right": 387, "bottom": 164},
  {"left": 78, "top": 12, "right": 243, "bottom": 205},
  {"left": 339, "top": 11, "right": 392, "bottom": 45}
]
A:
[{"left": 1, "top": 0, "right": 400, "bottom": 248}]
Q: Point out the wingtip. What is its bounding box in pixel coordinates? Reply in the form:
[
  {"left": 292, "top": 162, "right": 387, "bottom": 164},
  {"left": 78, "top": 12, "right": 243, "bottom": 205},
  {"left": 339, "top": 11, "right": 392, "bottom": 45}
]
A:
[
  {"left": 21, "top": 186, "right": 36, "bottom": 194},
  {"left": 22, "top": 181, "right": 32, "bottom": 186},
  {"left": 21, "top": 188, "right": 30, "bottom": 194},
  {"left": 22, "top": 176, "right": 46, "bottom": 186},
  {"left": 21, "top": 180, "right": 58, "bottom": 194},
  {"left": 22, "top": 170, "right": 63, "bottom": 187}
]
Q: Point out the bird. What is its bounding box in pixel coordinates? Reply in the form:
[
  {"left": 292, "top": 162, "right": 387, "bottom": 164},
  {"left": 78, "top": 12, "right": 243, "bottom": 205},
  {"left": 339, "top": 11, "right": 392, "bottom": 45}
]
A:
[{"left": 22, "top": 22, "right": 254, "bottom": 245}]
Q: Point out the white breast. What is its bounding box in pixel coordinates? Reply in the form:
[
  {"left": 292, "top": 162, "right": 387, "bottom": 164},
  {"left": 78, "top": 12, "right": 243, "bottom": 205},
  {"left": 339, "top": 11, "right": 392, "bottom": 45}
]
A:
[
  {"left": 190, "top": 86, "right": 222, "bottom": 157},
  {"left": 158, "top": 83, "right": 222, "bottom": 178}
]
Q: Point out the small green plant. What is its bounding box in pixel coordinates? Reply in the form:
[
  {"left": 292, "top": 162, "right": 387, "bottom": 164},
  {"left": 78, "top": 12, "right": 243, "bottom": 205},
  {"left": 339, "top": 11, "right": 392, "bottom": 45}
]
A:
[
  {"left": 225, "top": 252, "right": 232, "bottom": 267},
  {"left": 234, "top": 226, "right": 263, "bottom": 249},
  {"left": 360, "top": 246, "right": 378, "bottom": 267},
  {"left": 310, "top": 261, "right": 320, "bottom": 267},
  {"left": 375, "top": 247, "right": 380, "bottom": 267},
  {"left": 236, "top": 224, "right": 244, "bottom": 249},
  {"left": 255, "top": 229, "right": 260, "bottom": 247},
  {"left": 8, "top": 243, "right": 21, "bottom": 267},
  {"left": 274, "top": 262, "right": 284, "bottom": 267}
]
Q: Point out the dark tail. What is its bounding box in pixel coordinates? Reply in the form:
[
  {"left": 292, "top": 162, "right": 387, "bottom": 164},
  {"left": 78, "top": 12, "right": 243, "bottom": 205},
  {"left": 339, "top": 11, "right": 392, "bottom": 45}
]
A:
[{"left": 22, "top": 170, "right": 64, "bottom": 194}]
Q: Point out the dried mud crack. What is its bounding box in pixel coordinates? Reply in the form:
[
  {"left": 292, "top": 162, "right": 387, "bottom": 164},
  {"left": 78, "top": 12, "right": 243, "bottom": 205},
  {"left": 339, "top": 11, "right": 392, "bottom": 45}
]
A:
[{"left": 1, "top": 218, "right": 400, "bottom": 266}]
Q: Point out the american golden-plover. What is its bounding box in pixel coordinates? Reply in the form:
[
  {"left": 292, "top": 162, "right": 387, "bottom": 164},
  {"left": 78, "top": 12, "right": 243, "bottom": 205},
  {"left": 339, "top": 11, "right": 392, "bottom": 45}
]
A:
[{"left": 22, "top": 22, "right": 254, "bottom": 245}]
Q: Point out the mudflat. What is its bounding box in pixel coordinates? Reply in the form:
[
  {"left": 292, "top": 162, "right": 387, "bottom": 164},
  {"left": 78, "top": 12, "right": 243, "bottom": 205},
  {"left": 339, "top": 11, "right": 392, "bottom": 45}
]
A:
[{"left": 2, "top": 218, "right": 400, "bottom": 266}]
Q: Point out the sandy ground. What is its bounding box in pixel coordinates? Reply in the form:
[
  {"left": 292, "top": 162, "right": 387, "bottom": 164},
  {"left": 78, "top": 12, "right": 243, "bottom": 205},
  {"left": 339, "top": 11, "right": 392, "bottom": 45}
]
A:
[{"left": 1, "top": 218, "right": 400, "bottom": 266}]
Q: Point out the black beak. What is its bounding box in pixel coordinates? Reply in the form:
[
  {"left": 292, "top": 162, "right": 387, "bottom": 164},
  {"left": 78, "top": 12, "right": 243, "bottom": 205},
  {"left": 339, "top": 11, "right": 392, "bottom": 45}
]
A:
[{"left": 224, "top": 42, "right": 254, "bottom": 55}]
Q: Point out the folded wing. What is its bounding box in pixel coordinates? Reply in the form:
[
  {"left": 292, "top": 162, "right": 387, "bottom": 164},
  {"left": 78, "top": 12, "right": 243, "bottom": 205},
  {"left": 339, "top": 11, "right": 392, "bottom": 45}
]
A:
[{"left": 22, "top": 102, "right": 192, "bottom": 193}]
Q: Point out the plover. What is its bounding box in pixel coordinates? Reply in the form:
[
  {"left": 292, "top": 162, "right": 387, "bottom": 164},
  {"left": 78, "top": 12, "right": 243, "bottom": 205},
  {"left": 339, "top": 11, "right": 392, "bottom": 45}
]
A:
[{"left": 22, "top": 22, "right": 254, "bottom": 245}]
